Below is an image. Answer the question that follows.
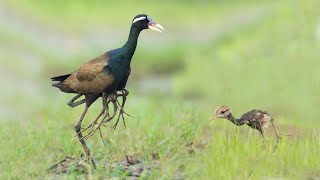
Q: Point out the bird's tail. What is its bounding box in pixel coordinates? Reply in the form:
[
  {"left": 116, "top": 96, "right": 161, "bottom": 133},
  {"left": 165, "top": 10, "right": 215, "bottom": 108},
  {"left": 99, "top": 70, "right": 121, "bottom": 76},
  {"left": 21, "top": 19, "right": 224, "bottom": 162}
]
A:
[
  {"left": 52, "top": 82, "right": 62, "bottom": 88},
  {"left": 51, "top": 74, "right": 70, "bottom": 88},
  {"left": 51, "top": 74, "right": 71, "bottom": 82}
]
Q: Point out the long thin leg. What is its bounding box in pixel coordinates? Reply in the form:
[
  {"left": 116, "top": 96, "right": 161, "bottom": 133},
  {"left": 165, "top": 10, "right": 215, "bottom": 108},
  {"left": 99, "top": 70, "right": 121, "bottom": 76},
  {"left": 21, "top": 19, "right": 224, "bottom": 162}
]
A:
[
  {"left": 113, "top": 94, "right": 127, "bottom": 130},
  {"left": 67, "top": 94, "right": 86, "bottom": 108},
  {"left": 101, "top": 100, "right": 117, "bottom": 124},
  {"left": 82, "top": 100, "right": 117, "bottom": 140},
  {"left": 270, "top": 120, "right": 281, "bottom": 141},
  {"left": 254, "top": 122, "right": 265, "bottom": 140},
  {"left": 117, "top": 89, "right": 132, "bottom": 117},
  {"left": 102, "top": 93, "right": 110, "bottom": 117},
  {"left": 98, "top": 128, "right": 106, "bottom": 146},
  {"left": 113, "top": 89, "right": 134, "bottom": 130},
  {"left": 94, "top": 94, "right": 109, "bottom": 145},
  {"left": 72, "top": 95, "right": 106, "bottom": 138},
  {"left": 270, "top": 120, "right": 281, "bottom": 153},
  {"left": 74, "top": 106, "right": 96, "bottom": 169},
  {"left": 259, "top": 129, "right": 265, "bottom": 139},
  {"left": 72, "top": 108, "right": 105, "bottom": 138}
]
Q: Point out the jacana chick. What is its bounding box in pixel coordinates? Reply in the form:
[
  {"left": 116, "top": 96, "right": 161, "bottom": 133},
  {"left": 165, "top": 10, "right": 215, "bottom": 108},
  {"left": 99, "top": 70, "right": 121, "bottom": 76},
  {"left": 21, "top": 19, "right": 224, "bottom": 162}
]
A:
[{"left": 210, "top": 105, "right": 280, "bottom": 140}]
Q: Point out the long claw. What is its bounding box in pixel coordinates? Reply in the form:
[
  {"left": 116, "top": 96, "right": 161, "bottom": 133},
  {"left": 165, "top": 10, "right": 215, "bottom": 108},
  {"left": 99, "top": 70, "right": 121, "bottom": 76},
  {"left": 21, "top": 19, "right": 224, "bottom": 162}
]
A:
[
  {"left": 98, "top": 128, "right": 106, "bottom": 146},
  {"left": 76, "top": 90, "right": 132, "bottom": 144},
  {"left": 81, "top": 100, "right": 117, "bottom": 141},
  {"left": 72, "top": 107, "right": 105, "bottom": 138}
]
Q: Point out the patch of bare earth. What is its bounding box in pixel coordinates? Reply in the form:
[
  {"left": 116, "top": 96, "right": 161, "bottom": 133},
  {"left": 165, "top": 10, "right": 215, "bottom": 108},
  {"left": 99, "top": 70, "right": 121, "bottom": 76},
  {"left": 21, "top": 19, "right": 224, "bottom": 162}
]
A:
[
  {"left": 47, "top": 156, "right": 92, "bottom": 174},
  {"left": 48, "top": 155, "right": 158, "bottom": 178}
]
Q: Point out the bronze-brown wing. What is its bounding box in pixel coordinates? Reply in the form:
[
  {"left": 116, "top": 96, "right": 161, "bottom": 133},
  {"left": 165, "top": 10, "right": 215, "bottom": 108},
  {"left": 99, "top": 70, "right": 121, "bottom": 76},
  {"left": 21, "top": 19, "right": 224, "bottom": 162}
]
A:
[{"left": 60, "top": 53, "right": 115, "bottom": 94}]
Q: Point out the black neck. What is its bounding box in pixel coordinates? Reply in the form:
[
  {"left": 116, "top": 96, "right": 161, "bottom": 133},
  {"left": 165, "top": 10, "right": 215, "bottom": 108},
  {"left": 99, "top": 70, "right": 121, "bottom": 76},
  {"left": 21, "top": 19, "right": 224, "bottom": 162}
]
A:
[
  {"left": 226, "top": 113, "right": 243, "bottom": 126},
  {"left": 123, "top": 24, "right": 141, "bottom": 58}
]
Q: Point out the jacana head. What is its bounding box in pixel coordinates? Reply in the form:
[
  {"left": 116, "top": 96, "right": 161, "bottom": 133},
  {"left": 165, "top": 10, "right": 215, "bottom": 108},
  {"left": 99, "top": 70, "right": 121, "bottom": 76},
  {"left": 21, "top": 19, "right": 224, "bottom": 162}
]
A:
[
  {"left": 210, "top": 105, "right": 232, "bottom": 121},
  {"left": 132, "top": 14, "right": 164, "bottom": 33}
]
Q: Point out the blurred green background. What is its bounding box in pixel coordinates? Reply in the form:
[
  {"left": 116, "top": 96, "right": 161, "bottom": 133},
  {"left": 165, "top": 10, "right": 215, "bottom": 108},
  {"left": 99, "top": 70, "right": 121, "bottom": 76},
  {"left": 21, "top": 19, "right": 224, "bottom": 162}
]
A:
[{"left": 0, "top": 0, "right": 319, "bottom": 179}]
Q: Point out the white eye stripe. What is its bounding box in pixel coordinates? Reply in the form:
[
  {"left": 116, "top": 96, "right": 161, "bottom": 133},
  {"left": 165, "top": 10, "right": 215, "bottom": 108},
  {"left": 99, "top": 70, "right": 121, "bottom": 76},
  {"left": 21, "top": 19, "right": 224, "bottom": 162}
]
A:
[{"left": 132, "top": 17, "right": 146, "bottom": 24}]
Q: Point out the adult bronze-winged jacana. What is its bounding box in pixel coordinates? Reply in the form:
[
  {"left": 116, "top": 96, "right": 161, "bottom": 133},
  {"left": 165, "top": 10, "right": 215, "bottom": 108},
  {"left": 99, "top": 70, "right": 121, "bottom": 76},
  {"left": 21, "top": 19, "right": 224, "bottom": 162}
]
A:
[
  {"left": 51, "top": 14, "right": 164, "bottom": 168},
  {"left": 210, "top": 105, "right": 280, "bottom": 140}
]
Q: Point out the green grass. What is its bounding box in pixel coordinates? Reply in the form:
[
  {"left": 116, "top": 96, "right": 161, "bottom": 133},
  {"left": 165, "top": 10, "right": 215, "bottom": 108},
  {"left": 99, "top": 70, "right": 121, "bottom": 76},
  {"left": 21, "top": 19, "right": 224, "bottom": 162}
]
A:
[
  {"left": 174, "top": 0, "right": 320, "bottom": 127},
  {"left": 1, "top": 0, "right": 320, "bottom": 179},
  {"left": 1, "top": 96, "right": 319, "bottom": 179}
]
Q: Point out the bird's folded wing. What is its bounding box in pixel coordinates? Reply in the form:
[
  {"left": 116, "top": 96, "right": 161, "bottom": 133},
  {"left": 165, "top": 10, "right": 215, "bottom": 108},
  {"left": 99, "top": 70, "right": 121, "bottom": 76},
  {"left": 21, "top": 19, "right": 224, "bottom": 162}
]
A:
[
  {"left": 62, "top": 54, "right": 115, "bottom": 94},
  {"left": 239, "top": 110, "right": 257, "bottom": 123}
]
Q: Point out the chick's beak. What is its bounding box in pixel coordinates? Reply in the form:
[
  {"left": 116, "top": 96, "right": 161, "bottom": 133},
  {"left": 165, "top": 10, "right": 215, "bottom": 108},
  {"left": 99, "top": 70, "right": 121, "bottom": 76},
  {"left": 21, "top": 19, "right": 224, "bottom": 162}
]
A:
[
  {"left": 209, "top": 116, "right": 218, "bottom": 121},
  {"left": 148, "top": 21, "right": 164, "bottom": 33}
]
